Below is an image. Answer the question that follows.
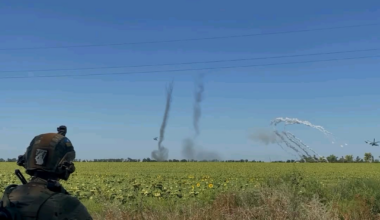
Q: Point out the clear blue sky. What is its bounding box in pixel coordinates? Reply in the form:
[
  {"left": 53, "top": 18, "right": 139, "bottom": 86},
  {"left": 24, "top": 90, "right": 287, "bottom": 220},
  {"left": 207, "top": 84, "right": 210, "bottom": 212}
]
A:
[{"left": 0, "top": 1, "right": 379, "bottom": 161}]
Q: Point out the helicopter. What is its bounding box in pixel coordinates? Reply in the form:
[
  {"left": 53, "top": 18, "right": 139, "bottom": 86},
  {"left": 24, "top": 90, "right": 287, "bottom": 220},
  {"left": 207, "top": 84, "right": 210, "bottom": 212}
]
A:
[{"left": 365, "top": 138, "right": 379, "bottom": 146}]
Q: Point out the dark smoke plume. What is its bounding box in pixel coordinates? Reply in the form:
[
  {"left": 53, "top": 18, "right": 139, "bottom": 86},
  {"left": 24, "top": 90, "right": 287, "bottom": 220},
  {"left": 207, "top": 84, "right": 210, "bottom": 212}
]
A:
[
  {"left": 181, "top": 138, "right": 221, "bottom": 161},
  {"left": 249, "top": 129, "right": 298, "bottom": 158},
  {"left": 181, "top": 75, "right": 221, "bottom": 161},
  {"left": 182, "top": 138, "right": 196, "bottom": 160},
  {"left": 152, "top": 81, "right": 173, "bottom": 161},
  {"left": 193, "top": 75, "right": 204, "bottom": 138},
  {"left": 249, "top": 129, "right": 278, "bottom": 145}
]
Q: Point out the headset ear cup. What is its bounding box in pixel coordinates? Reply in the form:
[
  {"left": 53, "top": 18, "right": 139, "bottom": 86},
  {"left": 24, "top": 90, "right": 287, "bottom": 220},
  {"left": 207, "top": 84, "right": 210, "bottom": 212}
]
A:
[
  {"left": 68, "top": 162, "right": 75, "bottom": 173},
  {"left": 16, "top": 155, "right": 26, "bottom": 168},
  {"left": 57, "top": 162, "right": 75, "bottom": 180}
]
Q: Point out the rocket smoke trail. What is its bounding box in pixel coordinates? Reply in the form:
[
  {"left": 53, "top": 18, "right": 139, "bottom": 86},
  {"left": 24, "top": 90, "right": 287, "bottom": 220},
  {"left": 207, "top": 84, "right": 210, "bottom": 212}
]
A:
[
  {"left": 151, "top": 81, "right": 174, "bottom": 161},
  {"left": 182, "top": 75, "right": 221, "bottom": 161}
]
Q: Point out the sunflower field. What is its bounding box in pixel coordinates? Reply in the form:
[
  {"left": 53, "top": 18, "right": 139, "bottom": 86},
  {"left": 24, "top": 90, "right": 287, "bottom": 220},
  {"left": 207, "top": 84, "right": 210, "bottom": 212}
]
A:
[{"left": 1, "top": 162, "right": 380, "bottom": 205}]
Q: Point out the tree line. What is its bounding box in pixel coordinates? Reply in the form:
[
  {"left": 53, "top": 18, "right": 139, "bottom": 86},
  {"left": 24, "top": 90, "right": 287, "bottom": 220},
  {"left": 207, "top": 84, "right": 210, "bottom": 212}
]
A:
[
  {"left": 1, "top": 153, "right": 377, "bottom": 163},
  {"left": 0, "top": 158, "right": 264, "bottom": 162}
]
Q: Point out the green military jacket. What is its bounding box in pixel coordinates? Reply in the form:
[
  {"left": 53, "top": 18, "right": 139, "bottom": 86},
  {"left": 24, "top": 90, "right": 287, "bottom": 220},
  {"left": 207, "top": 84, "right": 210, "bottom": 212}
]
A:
[{"left": 1, "top": 177, "right": 92, "bottom": 220}]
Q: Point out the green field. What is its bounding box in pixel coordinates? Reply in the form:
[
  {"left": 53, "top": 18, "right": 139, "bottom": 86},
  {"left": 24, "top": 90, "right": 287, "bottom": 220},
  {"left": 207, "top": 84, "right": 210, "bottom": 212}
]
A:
[{"left": 1, "top": 162, "right": 380, "bottom": 219}]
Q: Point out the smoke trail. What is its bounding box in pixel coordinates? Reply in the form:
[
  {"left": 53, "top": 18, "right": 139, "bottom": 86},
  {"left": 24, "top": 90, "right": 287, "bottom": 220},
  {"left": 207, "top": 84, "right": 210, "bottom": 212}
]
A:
[
  {"left": 271, "top": 117, "right": 347, "bottom": 146},
  {"left": 283, "top": 131, "right": 327, "bottom": 162},
  {"left": 182, "top": 138, "right": 196, "bottom": 160},
  {"left": 181, "top": 75, "right": 221, "bottom": 161},
  {"left": 249, "top": 129, "right": 278, "bottom": 145},
  {"left": 276, "top": 142, "right": 298, "bottom": 158},
  {"left": 271, "top": 117, "right": 333, "bottom": 138},
  {"left": 272, "top": 117, "right": 348, "bottom": 147},
  {"left": 193, "top": 75, "right": 204, "bottom": 138},
  {"left": 274, "top": 131, "right": 304, "bottom": 160},
  {"left": 151, "top": 81, "right": 174, "bottom": 161},
  {"left": 182, "top": 138, "right": 221, "bottom": 161},
  {"left": 270, "top": 117, "right": 341, "bottom": 162},
  {"left": 249, "top": 129, "right": 298, "bottom": 158},
  {"left": 282, "top": 131, "right": 314, "bottom": 159},
  {"left": 250, "top": 117, "right": 339, "bottom": 162}
]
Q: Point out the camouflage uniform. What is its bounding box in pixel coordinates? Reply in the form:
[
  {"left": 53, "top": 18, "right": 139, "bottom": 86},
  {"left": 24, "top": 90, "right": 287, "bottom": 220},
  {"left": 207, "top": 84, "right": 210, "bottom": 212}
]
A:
[{"left": 0, "top": 133, "right": 92, "bottom": 220}]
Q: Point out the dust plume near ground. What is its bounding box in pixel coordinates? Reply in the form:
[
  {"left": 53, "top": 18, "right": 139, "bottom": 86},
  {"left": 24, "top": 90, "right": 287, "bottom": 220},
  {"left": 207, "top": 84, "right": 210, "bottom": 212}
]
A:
[{"left": 182, "top": 138, "right": 221, "bottom": 161}]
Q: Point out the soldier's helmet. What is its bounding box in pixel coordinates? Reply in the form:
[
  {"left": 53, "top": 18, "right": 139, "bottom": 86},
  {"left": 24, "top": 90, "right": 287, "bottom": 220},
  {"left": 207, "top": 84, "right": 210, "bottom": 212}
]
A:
[
  {"left": 17, "top": 133, "right": 75, "bottom": 180},
  {"left": 57, "top": 125, "right": 67, "bottom": 136}
]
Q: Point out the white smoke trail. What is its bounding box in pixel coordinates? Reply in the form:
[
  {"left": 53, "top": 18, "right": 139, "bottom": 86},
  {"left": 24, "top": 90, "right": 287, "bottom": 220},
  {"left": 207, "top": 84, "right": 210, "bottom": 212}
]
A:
[
  {"left": 283, "top": 131, "right": 327, "bottom": 162},
  {"left": 250, "top": 117, "right": 345, "bottom": 162},
  {"left": 274, "top": 131, "right": 304, "bottom": 160},
  {"left": 276, "top": 142, "right": 298, "bottom": 159},
  {"left": 249, "top": 129, "right": 298, "bottom": 159},
  {"left": 282, "top": 131, "right": 313, "bottom": 159},
  {"left": 271, "top": 117, "right": 333, "bottom": 138},
  {"left": 271, "top": 117, "right": 347, "bottom": 147},
  {"left": 269, "top": 117, "right": 347, "bottom": 162}
]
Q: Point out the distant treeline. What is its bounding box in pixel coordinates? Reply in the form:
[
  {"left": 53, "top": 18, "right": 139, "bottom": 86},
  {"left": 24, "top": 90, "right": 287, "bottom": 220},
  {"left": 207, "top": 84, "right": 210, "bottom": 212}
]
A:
[
  {"left": 0, "top": 158, "right": 264, "bottom": 163},
  {"left": 1, "top": 153, "right": 377, "bottom": 163},
  {"left": 81, "top": 158, "right": 266, "bottom": 162}
]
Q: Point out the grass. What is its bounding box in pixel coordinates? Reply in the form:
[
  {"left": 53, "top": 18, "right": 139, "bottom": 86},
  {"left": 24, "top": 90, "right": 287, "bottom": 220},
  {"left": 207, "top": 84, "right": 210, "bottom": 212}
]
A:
[
  {"left": 86, "top": 170, "right": 380, "bottom": 220},
  {"left": 85, "top": 173, "right": 380, "bottom": 220},
  {"left": 2, "top": 162, "right": 380, "bottom": 219}
]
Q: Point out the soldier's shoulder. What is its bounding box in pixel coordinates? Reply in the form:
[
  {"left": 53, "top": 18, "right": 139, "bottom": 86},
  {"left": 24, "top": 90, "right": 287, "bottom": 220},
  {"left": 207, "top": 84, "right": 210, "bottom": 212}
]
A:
[
  {"left": 40, "top": 193, "right": 92, "bottom": 219},
  {"left": 49, "top": 192, "right": 81, "bottom": 205}
]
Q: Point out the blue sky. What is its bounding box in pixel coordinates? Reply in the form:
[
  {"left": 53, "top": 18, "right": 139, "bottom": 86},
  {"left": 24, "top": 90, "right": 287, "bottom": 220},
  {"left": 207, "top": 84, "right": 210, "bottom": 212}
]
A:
[{"left": 0, "top": 1, "right": 379, "bottom": 161}]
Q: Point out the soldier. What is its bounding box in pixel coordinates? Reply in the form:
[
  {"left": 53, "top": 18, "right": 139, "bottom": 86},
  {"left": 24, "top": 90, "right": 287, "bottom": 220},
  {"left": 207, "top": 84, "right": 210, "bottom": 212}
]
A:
[
  {"left": 57, "top": 125, "right": 67, "bottom": 136},
  {"left": 0, "top": 133, "right": 92, "bottom": 220}
]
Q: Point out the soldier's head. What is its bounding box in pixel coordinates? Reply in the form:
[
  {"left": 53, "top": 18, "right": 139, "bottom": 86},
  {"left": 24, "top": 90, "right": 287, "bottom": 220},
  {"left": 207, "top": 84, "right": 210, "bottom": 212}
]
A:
[
  {"left": 16, "top": 133, "right": 76, "bottom": 181},
  {"left": 57, "top": 125, "right": 67, "bottom": 136}
]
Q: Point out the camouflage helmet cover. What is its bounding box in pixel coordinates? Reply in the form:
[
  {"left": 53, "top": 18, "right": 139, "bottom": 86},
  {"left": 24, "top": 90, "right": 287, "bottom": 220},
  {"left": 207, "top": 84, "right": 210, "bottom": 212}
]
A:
[{"left": 22, "top": 133, "right": 75, "bottom": 177}]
